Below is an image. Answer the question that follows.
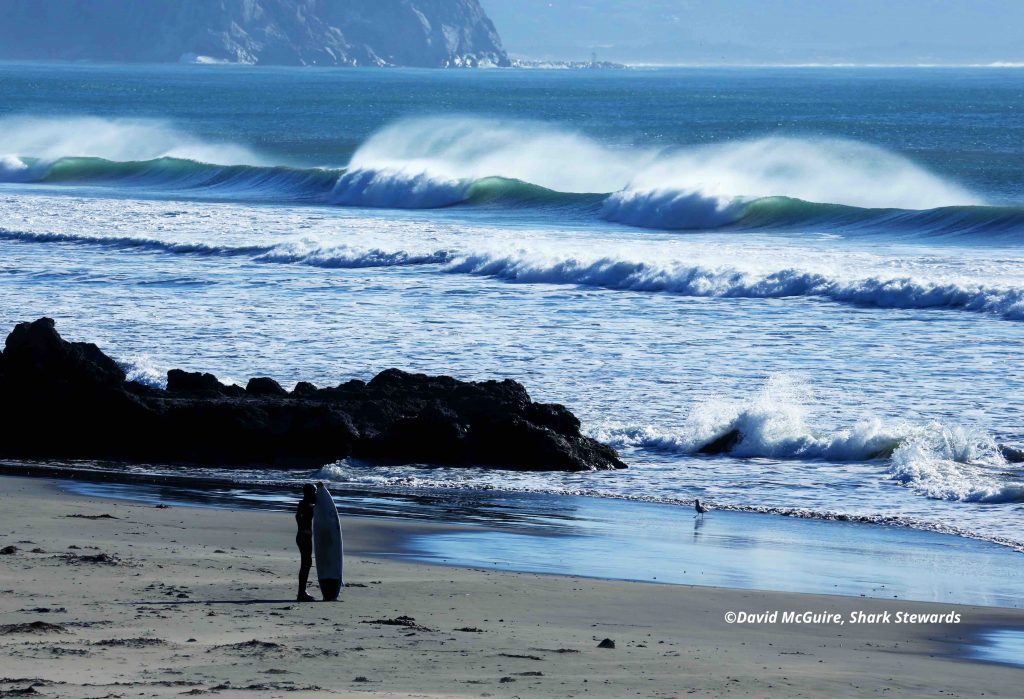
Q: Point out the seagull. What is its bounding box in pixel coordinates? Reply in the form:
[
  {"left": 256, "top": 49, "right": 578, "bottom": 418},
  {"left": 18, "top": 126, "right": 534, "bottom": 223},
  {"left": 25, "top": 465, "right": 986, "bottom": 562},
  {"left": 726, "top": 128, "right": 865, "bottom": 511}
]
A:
[{"left": 694, "top": 498, "right": 711, "bottom": 518}]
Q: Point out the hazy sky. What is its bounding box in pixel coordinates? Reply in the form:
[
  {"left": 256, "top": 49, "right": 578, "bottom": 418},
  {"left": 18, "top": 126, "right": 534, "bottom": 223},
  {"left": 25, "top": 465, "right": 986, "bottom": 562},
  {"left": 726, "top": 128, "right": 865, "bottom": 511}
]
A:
[{"left": 479, "top": 1, "right": 1024, "bottom": 64}]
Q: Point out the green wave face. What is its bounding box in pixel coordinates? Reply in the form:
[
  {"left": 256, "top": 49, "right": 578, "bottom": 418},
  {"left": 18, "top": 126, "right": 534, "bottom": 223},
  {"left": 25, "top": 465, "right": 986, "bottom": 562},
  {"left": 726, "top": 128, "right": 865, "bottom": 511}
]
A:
[{"left": 4, "top": 155, "right": 1024, "bottom": 240}]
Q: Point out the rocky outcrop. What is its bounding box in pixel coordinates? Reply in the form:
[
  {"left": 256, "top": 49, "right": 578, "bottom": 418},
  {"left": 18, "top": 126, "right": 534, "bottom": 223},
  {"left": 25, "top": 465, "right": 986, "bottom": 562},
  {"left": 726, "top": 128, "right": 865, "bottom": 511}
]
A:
[
  {"left": 0, "top": 1, "right": 508, "bottom": 68},
  {"left": 0, "top": 318, "right": 624, "bottom": 471}
]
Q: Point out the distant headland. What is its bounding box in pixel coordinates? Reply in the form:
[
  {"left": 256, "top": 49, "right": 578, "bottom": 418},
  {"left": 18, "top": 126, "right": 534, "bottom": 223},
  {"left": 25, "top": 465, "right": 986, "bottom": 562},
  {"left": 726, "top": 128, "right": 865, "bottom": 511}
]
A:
[{"left": 0, "top": 0, "right": 509, "bottom": 68}]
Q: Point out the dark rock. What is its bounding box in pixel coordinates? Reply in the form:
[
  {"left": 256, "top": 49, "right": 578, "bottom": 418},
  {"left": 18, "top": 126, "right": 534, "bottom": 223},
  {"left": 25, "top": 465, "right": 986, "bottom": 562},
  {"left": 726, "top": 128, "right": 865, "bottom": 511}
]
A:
[
  {"left": 597, "top": 638, "right": 616, "bottom": 649},
  {"left": 0, "top": 546, "right": 17, "bottom": 555},
  {"left": 167, "top": 369, "right": 234, "bottom": 396},
  {"left": 1000, "top": 445, "right": 1024, "bottom": 463},
  {"left": 245, "top": 377, "right": 287, "bottom": 397},
  {"left": 697, "top": 428, "right": 742, "bottom": 455},
  {"left": 0, "top": 318, "right": 624, "bottom": 471},
  {"left": 292, "top": 381, "right": 318, "bottom": 396}
]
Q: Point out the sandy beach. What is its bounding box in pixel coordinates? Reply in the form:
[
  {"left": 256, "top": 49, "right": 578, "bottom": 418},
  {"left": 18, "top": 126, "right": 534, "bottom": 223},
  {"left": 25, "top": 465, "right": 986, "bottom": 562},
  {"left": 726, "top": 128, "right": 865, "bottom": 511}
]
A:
[{"left": 0, "top": 475, "right": 1021, "bottom": 698}]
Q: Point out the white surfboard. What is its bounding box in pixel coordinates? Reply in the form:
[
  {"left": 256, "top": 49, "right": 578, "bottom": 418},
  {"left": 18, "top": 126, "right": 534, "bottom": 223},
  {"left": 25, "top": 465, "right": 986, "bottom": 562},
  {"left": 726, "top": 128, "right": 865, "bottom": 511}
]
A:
[{"left": 313, "top": 482, "right": 344, "bottom": 600}]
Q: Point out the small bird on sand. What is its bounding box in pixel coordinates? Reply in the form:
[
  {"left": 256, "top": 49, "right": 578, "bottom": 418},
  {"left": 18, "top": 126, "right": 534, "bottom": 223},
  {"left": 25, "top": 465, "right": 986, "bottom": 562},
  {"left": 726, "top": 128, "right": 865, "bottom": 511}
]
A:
[{"left": 694, "top": 498, "right": 710, "bottom": 518}]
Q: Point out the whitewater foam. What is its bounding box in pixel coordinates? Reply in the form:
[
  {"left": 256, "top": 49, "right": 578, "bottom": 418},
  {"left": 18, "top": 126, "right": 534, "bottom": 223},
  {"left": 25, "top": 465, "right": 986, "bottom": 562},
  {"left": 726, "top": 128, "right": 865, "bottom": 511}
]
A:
[
  {"left": 595, "top": 375, "right": 905, "bottom": 461},
  {"left": 5, "top": 226, "right": 1024, "bottom": 320},
  {"left": 0, "top": 154, "right": 30, "bottom": 181},
  {"left": 0, "top": 116, "right": 261, "bottom": 165},
  {"left": 889, "top": 425, "right": 1024, "bottom": 503},
  {"left": 253, "top": 240, "right": 454, "bottom": 268},
  {"left": 443, "top": 251, "right": 1024, "bottom": 320},
  {"left": 117, "top": 354, "right": 167, "bottom": 389},
  {"left": 594, "top": 376, "right": 1024, "bottom": 505}
]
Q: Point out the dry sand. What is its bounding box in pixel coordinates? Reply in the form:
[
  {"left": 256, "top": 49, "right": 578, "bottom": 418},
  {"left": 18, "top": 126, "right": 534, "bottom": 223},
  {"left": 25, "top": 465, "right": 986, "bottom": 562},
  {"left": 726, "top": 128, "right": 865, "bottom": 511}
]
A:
[{"left": 1, "top": 475, "right": 1021, "bottom": 698}]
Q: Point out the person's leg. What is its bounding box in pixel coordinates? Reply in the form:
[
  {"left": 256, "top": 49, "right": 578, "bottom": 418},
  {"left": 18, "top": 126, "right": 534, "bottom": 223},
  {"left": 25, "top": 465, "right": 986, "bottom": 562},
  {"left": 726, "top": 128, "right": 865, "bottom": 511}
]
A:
[{"left": 297, "top": 536, "right": 314, "bottom": 601}]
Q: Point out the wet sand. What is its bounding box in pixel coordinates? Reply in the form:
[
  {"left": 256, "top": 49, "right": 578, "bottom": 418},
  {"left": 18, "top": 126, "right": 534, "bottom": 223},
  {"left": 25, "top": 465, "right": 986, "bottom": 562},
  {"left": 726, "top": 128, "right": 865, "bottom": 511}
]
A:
[{"left": 1, "top": 475, "right": 1022, "bottom": 698}]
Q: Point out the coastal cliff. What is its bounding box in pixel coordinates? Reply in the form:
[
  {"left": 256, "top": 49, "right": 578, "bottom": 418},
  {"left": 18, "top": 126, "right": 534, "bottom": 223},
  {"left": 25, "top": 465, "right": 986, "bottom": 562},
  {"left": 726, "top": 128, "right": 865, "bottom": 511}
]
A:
[
  {"left": 0, "top": 318, "right": 624, "bottom": 471},
  {"left": 0, "top": 0, "right": 509, "bottom": 67}
]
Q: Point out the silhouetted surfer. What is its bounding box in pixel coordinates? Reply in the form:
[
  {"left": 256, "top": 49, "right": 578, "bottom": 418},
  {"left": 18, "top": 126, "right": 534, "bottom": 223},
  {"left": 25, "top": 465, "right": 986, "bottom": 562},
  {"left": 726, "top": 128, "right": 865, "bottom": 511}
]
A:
[{"left": 295, "top": 483, "right": 316, "bottom": 602}]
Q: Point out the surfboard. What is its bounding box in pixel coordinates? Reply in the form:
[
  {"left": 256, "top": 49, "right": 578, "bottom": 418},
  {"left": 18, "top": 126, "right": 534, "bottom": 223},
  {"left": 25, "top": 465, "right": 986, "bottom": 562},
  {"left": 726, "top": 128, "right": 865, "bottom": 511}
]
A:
[{"left": 313, "top": 482, "right": 344, "bottom": 601}]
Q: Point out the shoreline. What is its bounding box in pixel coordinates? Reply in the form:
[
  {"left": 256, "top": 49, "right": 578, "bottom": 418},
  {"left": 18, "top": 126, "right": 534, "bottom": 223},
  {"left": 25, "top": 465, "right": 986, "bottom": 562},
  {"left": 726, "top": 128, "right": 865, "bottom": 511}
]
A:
[
  {"left": 5, "top": 466, "right": 1024, "bottom": 609},
  {"left": 1, "top": 474, "right": 1023, "bottom": 697}
]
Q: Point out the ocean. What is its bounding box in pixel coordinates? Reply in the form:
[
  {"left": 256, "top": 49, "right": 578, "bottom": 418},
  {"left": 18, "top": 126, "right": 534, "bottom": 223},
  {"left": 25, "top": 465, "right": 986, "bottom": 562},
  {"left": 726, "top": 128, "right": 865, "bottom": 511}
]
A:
[{"left": 1, "top": 62, "right": 1023, "bottom": 553}]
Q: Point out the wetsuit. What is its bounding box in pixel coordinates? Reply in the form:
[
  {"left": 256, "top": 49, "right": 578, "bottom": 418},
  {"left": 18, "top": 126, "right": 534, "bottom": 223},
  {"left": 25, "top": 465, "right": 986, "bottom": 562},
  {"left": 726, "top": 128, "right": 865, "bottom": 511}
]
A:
[{"left": 295, "top": 499, "right": 314, "bottom": 599}]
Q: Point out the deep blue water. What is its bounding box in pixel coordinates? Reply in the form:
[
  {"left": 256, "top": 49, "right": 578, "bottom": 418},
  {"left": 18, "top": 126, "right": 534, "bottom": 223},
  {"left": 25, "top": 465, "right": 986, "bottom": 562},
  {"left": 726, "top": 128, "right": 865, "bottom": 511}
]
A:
[{"left": 1, "top": 63, "right": 1023, "bottom": 553}]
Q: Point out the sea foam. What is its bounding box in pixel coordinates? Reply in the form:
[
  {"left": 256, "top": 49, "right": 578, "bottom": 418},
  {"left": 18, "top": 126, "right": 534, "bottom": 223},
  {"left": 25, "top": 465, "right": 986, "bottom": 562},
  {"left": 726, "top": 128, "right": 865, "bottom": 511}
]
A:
[
  {"left": 595, "top": 376, "right": 1024, "bottom": 504},
  {"left": 5, "top": 227, "right": 1024, "bottom": 320}
]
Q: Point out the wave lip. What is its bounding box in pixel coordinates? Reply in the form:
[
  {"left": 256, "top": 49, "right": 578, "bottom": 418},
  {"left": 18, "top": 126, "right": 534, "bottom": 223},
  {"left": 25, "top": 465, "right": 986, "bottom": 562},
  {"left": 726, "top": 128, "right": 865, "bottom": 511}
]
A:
[
  {"left": 0, "top": 115, "right": 262, "bottom": 165},
  {"left": 330, "top": 167, "right": 470, "bottom": 209},
  {"left": 5, "top": 155, "right": 341, "bottom": 203},
  {"left": 3, "top": 115, "right": 1013, "bottom": 239},
  {"left": 600, "top": 188, "right": 748, "bottom": 229},
  {"left": 0, "top": 154, "right": 32, "bottom": 182}
]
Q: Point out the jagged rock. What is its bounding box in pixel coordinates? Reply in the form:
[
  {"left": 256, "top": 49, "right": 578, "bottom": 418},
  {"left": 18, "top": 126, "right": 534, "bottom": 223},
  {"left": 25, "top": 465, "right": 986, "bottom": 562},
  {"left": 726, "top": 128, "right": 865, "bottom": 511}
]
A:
[
  {"left": 0, "top": 1, "right": 509, "bottom": 68},
  {"left": 246, "top": 377, "right": 288, "bottom": 397},
  {"left": 697, "top": 428, "right": 742, "bottom": 455},
  {"left": 292, "top": 381, "right": 319, "bottom": 396},
  {"left": 0, "top": 318, "right": 625, "bottom": 472},
  {"left": 1000, "top": 445, "right": 1024, "bottom": 463},
  {"left": 167, "top": 369, "right": 234, "bottom": 396}
]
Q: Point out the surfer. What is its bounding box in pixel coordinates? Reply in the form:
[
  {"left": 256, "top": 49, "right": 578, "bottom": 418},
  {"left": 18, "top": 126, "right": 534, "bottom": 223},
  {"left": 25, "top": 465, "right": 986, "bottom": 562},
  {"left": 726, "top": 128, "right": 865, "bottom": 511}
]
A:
[{"left": 295, "top": 483, "right": 317, "bottom": 602}]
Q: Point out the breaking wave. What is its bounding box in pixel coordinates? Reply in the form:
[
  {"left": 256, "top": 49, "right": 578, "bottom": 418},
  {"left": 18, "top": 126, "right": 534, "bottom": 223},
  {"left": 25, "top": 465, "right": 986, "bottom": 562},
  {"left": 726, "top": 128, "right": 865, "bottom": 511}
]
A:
[
  {"left": 596, "top": 376, "right": 1024, "bottom": 504},
  {"left": 4, "top": 228, "right": 1024, "bottom": 320},
  {"left": 3, "top": 115, "right": 1018, "bottom": 239},
  {"left": 0, "top": 115, "right": 261, "bottom": 165},
  {"left": 442, "top": 251, "right": 1024, "bottom": 320}
]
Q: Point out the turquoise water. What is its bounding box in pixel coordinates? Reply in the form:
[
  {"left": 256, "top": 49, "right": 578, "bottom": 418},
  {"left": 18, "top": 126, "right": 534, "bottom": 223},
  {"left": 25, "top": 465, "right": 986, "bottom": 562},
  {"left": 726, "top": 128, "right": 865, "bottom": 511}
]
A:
[{"left": 1, "top": 63, "right": 1023, "bottom": 552}]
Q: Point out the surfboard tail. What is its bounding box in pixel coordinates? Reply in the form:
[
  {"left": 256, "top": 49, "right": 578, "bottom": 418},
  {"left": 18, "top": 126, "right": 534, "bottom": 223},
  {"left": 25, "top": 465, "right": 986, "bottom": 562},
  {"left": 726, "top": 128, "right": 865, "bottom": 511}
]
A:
[{"left": 319, "top": 578, "right": 342, "bottom": 601}]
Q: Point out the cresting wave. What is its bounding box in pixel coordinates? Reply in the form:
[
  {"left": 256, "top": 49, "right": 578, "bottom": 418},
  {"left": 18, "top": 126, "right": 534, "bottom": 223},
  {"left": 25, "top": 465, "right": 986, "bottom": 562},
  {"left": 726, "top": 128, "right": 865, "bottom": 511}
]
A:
[
  {"left": 595, "top": 376, "right": 1024, "bottom": 504},
  {"left": 3, "top": 115, "right": 1017, "bottom": 237},
  {"left": 4, "top": 227, "right": 1024, "bottom": 320}
]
